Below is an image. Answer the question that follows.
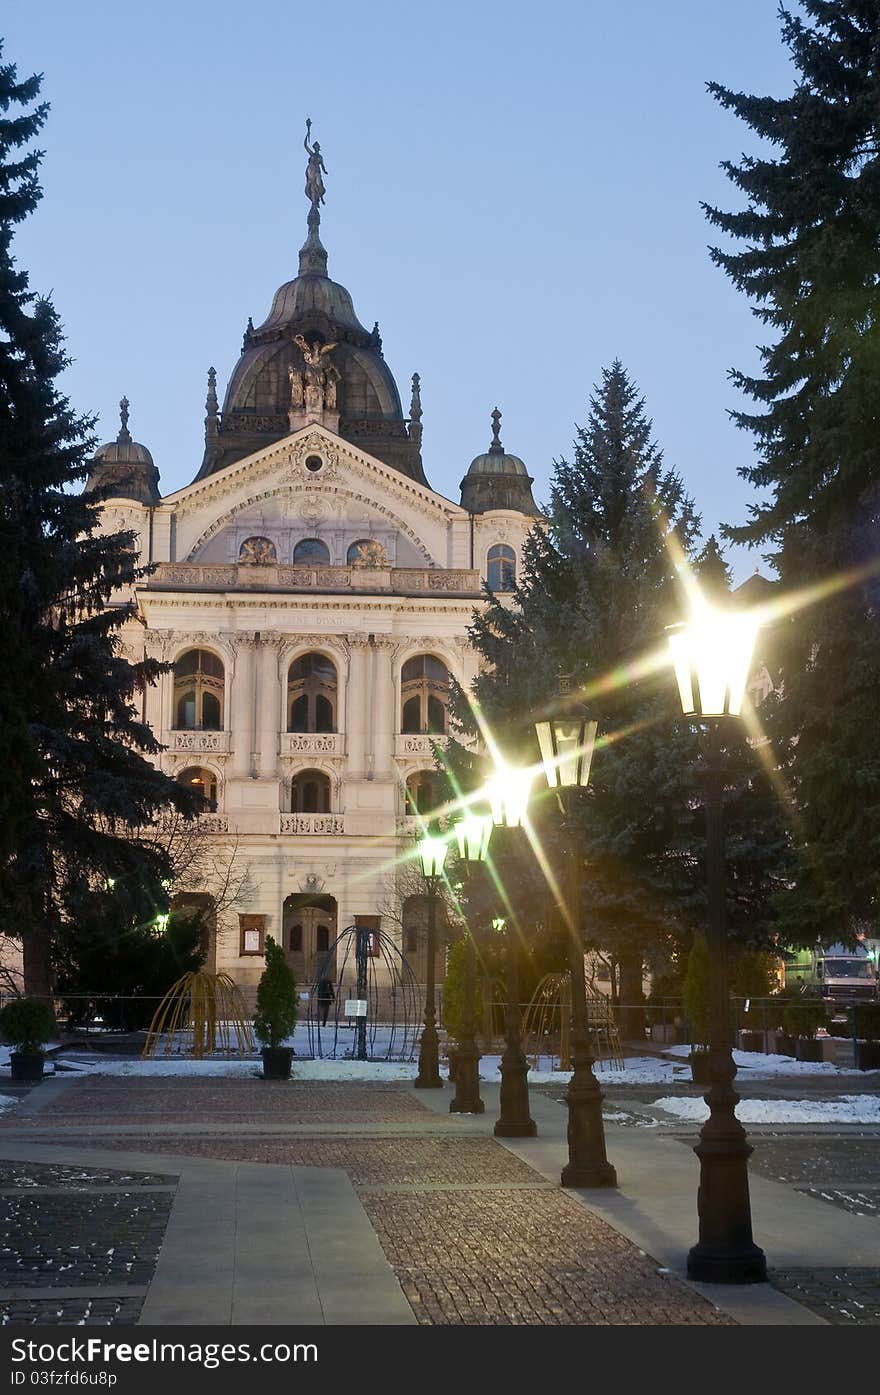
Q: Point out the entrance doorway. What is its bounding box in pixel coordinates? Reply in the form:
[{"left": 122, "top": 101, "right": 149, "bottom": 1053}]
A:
[{"left": 282, "top": 894, "right": 337, "bottom": 987}]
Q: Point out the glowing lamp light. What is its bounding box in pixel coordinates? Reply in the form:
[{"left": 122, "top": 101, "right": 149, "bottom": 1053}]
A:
[
  {"left": 534, "top": 715, "right": 598, "bottom": 790},
  {"left": 491, "top": 916, "right": 507, "bottom": 935},
  {"left": 154, "top": 912, "right": 170, "bottom": 932},
  {"left": 486, "top": 765, "right": 534, "bottom": 828},
  {"left": 454, "top": 812, "right": 493, "bottom": 866},
  {"left": 667, "top": 607, "right": 760, "bottom": 717},
  {"left": 416, "top": 827, "right": 448, "bottom": 882}
]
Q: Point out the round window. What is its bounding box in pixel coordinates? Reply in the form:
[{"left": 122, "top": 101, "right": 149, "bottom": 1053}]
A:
[{"left": 305, "top": 455, "right": 323, "bottom": 473}]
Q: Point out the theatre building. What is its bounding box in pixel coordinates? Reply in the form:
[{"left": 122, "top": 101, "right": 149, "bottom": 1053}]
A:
[{"left": 86, "top": 145, "right": 540, "bottom": 1000}]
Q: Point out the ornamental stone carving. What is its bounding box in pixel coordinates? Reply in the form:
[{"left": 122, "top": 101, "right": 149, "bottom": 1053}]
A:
[
  {"left": 169, "top": 731, "right": 232, "bottom": 753},
  {"left": 280, "top": 813, "right": 344, "bottom": 835}
]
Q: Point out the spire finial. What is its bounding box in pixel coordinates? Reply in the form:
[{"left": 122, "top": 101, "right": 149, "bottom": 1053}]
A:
[
  {"left": 205, "top": 367, "right": 219, "bottom": 442},
  {"left": 489, "top": 406, "right": 503, "bottom": 454},
  {"left": 299, "top": 118, "right": 329, "bottom": 276},
  {"left": 409, "top": 373, "right": 423, "bottom": 449},
  {"left": 118, "top": 396, "right": 131, "bottom": 443},
  {"left": 242, "top": 317, "right": 254, "bottom": 352}
]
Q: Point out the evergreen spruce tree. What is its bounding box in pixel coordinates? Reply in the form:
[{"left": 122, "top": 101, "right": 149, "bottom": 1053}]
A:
[
  {"left": 451, "top": 365, "right": 789, "bottom": 1030},
  {"left": 454, "top": 365, "right": 700, "bottom": 1028},
  {"left": 0, "top": 47, "right": 199, "bottom": 997},
  {"left": 707, "top": 3, "right": 880, "bottom": 940}
]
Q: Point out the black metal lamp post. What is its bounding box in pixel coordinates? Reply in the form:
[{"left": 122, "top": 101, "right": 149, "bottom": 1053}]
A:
[
  {"left": 449, "top": 812, "right": 493, "bottom": 1114},
  {"left": 486, "top": 768, "right": 537, "bottom": 1138},
  {"left": 668, "top": 607, "right": 767, "bottom": 1283},
  {"left": 534, "top": 694, "right": 617, "bottom": 1188},
  {"left": 414, "top": 823, "right": 448, "bottom": 1089}
]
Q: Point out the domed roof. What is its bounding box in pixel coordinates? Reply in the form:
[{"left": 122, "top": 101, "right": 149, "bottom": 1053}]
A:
[
  {"left": 460, "top": 410, "right": 541, "bottom": 516},
  {"left": 86, "top": 399, "right": 160, "bottom": 505},
  {"left": 194, "top": 140, "right": 427, "bottom": 487}
]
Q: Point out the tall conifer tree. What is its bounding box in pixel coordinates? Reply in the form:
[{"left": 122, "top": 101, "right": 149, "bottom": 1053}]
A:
[
  {"left": 452, "top": 365, "right": 788, "bottom": 1022},
  {"left": 707, "top": 2, "right": 880, "bottom": 939},
  {"left": 0, "top": 46, "right": 198, "bottom": 996}
]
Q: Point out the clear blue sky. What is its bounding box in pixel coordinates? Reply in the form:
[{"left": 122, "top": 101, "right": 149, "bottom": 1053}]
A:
[{"left": 6, "top": 0, "right": 794, "bottom": 580}]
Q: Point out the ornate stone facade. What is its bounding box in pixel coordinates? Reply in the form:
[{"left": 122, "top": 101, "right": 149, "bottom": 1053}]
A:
[{"left": 90, "top": 155, "right": 540, "bottom": 994}]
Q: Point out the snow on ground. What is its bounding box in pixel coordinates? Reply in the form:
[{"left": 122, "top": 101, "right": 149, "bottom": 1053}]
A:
[{"left": 651, "top": 1094, "right": 880, "bottom": 1125}]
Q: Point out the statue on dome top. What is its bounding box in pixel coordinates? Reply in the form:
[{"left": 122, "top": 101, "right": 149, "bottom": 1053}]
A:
[{"left": 304, "top": 118, "right": 327, "bottom": 208}]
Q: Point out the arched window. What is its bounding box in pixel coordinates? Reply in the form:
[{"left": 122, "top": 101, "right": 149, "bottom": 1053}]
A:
[
  {"left": 401, "top": 654, "right": 449, "bottom": 735},
  {"left": 316, "top": 925, "right": 330, "bottom": 953},
  {"left": 347, "top": 538, "right": 387, "bottom": 566},
  {"left": 289, "top": 924, "right": 303, "bottom": 953},
  {"left": 291, "top": 769, "right": 332, "bottom": 813},
  {"left": 487, "top": 544, "right": 516, "bottom": 592},
  {"left": 293, "top": 537, "right": 331, "bottom": 565},
  {"left": 405, "top": 769, "right": 445, "bottom": 816},
  {"left": 287, "top": 653, "right": 337, "bottom": 732},
  {"left": 173, "top": 649, "right": 225, "bottom": 730},
  {"left": 175, "top": 767, "right": 218, "bottom": 812},
  {"left": 239, "top": 536, "right": 277, "bottom": 565}
]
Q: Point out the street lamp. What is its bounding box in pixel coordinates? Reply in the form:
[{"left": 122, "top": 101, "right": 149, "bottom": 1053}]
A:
[
  {"left": 534, "top": 686, "right": 617, "bottom": 1188},
  {"left": 414, "top": 823, "right": 448, "bottom": 1089},
  {"left": 487, "top": 768, "right": 537, "bottom": 1139},
  {"left": 449, "top": 812, "right": 493, "bottom": 1114},
  {"left": 667, "top": 605, "right": 767, "bottom": 1283}
]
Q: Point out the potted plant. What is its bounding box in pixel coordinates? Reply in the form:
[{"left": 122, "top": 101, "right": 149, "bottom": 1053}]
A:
[
  {"left": 781, "top": 995, "right": 828, "bottom": 1061},
  {"left": 253, "top": 936, "right": 298, "bottom": 1079},
  {"left": 850, "top": 1004, "right": 880, "bottom": 1071},
  {"left": 0, "top": 998, "right": 55, "bottom": 1081},
  {"left": 683, "top": 935, "right": 711, "bottom": 1084}
]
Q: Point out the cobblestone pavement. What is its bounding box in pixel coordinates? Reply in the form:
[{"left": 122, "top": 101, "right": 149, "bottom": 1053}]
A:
[
  {"left": 0, "top": 1075, "right": 731, "bottom": 1327},
  {"left": 0, "top": 1153, "right": 176, "bottom": 1327},
  {"left": 360, "top": 1188, "right": 731, "bottom": 1325}
]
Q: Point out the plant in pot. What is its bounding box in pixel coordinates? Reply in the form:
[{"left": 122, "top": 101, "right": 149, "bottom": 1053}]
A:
[
  {"left": 781, "top": 994, "right": 828, "bottom": 1062},
  {"left": 0, "top": 998, "right": 55, "bottom": 1082},
  {"left": 683, "top": 935, "right": 711, "bottom": 1084},
  {"left": 253, "top": 936, "right": 298, "bottom": 1080},
  {"left": 849, "top": 1003, "right": 880, "bottom": 1071}
]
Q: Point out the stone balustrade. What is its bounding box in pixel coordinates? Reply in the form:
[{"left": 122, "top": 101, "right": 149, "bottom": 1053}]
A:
[
  {"left": 168, "top": 729, "right": 232, "bottom": 754},
  {"left": 394, "top": 733, "right": 449, "bottom": 758},
  {"left": 280, "top": 732, "right": 345, "bottom": 757},
  {"left": 280, "top": 813, "right": 345, "bottom": 835},
  {"left": 146, "top": 563, "right": 480, "bottom": 594}
]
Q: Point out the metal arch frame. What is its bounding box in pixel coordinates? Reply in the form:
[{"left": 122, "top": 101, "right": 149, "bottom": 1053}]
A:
[{"left": 307, "top": 924, "right": 422, "bottom": 1061}]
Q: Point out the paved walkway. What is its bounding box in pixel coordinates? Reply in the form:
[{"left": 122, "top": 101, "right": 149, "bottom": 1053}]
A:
[{"left": 0, "top": 1066, "right": 877, "bottom": 1326}]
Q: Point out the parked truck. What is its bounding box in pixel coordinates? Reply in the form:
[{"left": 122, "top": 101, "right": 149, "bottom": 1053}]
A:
[{"left": 783, "top": 942, "right": 877, "bottom": 1010}]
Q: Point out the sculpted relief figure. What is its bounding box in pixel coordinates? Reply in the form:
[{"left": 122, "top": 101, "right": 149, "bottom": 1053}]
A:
[{"left": 294, "top": 334, "right": 340, "bottom": 412}]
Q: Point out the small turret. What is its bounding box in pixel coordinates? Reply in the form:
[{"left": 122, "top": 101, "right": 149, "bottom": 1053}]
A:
[
  {"left": 460, "top": 407, "right": 540, "bottom": 516},
  {"left": 86, "top": 398, "right": 160, "bottom": 505}
]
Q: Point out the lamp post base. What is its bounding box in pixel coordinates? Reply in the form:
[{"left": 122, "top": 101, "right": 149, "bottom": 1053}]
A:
[
  {"left": 686, "top": 1242, "right": 767, "bottom": 1285},
  {"left": 560, "top": 1077, "right": 617, "bottom": 1188},
  {"left": 493, "top": 1053, "right": 536, "bottom": 1137},
  {"left": 415, "top": 1025, "right": 443, "bottom": 1089},
  {"left": 449, "top": 1042, "right": 484, "bottom": 1114}
]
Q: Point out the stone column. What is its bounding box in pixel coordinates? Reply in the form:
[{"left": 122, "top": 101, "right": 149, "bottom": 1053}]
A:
[
  {"left": 258, "top": 634, "right": 283, "bottom": 780},
  {"left": 372, "top": 639, "right": 397, "bottom": 777},
  {"left": 346, "top": 636, "right": 369, "bottom": 779},
  {"left": 229, "top": 633, "right": 256, "bottom": 779}
]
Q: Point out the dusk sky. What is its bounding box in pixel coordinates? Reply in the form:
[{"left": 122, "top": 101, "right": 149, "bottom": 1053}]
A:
[{"left": 6, "top": 1, "right": 795, "bottom": 581}]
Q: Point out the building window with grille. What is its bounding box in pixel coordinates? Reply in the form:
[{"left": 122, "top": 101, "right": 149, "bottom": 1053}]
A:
[
  {"left": 287, "top": 653, "right": 337, "bottom": 732},
  {"left": 173, "top": 649, "right": 225, "bottom": 730},
  {"left": 175, "top": 766, "right": 218, "bottom": 812},
  {"left": 405, "top": 769, "right": 444, "bottom": 816},
  {"left": 487, "top": 544, "right": 516, "bottom": 592},
  {"left": 291, "top": 769, "right": 332, "bottom": 813},
  {"left": 293, "top": 537, "right": 331, "bottom": 565},
  {"left": 400, "top": 654, "right": 449, "bottom": 734}
]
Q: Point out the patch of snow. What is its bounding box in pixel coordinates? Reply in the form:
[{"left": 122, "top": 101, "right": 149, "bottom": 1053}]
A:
[{"left": 650, "top": 1094, "right": 880, "bottom": 1125}]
